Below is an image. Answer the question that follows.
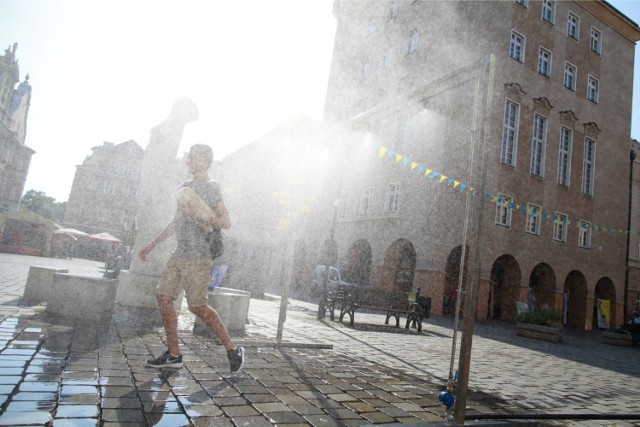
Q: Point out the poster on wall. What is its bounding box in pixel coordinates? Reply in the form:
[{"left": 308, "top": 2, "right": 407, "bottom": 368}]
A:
[{"left": 597, "top": 299, "right": 610, "bottom": 329}]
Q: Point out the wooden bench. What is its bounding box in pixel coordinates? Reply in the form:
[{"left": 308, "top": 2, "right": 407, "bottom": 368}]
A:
[{"left": 336, "top": 287, "right": 431, "bottom": 332}]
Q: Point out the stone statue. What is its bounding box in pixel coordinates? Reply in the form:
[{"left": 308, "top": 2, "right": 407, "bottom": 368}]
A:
[{"left": 116, "top": 98, "right": 199, "bottom": 307}]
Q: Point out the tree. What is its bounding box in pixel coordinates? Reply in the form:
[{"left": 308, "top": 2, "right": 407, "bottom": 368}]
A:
[{"left": 21, "top": 190, "right": 67, "bottom": 223}]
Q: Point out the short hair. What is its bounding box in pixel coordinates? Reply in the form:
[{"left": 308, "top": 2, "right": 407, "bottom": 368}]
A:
[{"left": 190, "top": 144, "right": 213, "bottom": 165}]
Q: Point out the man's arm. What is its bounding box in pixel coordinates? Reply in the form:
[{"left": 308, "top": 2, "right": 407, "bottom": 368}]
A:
[
  {"left": 210, "top": 200, "right": 231, "bottom": 229},
  {"left": 138, "top": 218, "right": 177, "bottom": 261}
]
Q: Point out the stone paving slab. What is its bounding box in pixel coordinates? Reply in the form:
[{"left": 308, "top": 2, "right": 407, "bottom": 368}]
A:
[{"left": 0, "top": 253, "right": 638, "bottom": 426}]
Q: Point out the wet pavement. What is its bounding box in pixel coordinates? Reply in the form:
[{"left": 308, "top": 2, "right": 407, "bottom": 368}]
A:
[{"left": 0, "top": 253, "right": 638, "bottom": 426}]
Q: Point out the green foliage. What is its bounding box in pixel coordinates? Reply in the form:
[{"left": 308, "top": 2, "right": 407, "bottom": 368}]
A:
[
  {"left": 21, "top": 190, "right": 67, "bottom": 223},
  {"left": 517, "top": 308, "right": 562, "bottom": 327}
]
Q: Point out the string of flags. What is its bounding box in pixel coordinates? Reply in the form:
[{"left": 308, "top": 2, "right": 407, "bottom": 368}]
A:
[{"left": 369, "top": 140, "right": 631, "bottom": 235}]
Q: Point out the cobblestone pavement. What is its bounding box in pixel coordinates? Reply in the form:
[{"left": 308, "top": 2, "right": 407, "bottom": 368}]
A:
[{"left": 0, "top": 253, "right": 638, "bottom": 426}]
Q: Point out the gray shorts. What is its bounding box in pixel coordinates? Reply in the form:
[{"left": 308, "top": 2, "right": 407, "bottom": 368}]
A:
[{"left": 156, "top": 255, "right": 214, "bottom": 309}]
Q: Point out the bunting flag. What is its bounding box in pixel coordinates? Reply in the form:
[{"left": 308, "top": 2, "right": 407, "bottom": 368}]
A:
[{"left": 368, "top": 142, "right": 630, "bottom": 235}]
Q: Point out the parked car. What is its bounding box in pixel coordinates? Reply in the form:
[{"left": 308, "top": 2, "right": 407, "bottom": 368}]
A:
[{"left": 311, "top": 265, "right": 359, "bottom": 297}]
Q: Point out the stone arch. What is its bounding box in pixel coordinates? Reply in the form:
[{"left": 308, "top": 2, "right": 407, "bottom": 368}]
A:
[
  {"left": 563, "top": 270, "right": 588, "bottom": 329},
  {"left": 318, "top": 238, "right": 338, "bottom": 267},
  {"left": 442, "top": 245, "right": 470, "bottom": 316},
  {"left": 593, "top": 277, "right": 616, "bottom": 329},
  {"left": 343, "top": 239, "right": 372, "bottom": 285},
  {"left": 528, "top": 263, "right": 557, "bottom": 311},
  {"left": 381, "top": 239, "right": 416, "bottom": 293},
  {"left": 488, "top": 254, "right": 521, "bottom": 322}
]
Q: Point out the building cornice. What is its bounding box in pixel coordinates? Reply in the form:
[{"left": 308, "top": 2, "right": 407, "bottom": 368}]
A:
[{"left": 579, "top": 1, "right": 640, "bottom": 43}]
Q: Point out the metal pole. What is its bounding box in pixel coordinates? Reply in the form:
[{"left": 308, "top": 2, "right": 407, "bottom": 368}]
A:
[
  {"left": 276, "top": 230, "right": 295, "bottom": 343},
  {"left": 453, "top": 55, "right": 495, "bottom": 424},
  {"left": 624, "top": 149, "right": 636, "bottom": 324}
]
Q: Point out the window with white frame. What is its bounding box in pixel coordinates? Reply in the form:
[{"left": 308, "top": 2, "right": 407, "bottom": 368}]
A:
[
  {"left": 360, "top": 187, "right": 374, "bottom": 215},
  {"left": 385, "top": 183, "right": 400, "bottom": 214},
  {"left": 407, "top": 28, "right": 419, "bottom": 54},
  {"left": 104, "top": 181, "right": 116, "bottom": 194},
  {"left": 563, "top": 61, "right": 576, "bottom": 91},
  {"left": 501, "top": 99, "right": 520, "bottom": 167},
  {"left": 578, "top": 220, "right": 592, "bottom": 248},
  {"left": 542, "top": 0, "right": 555, "bottom": 24},
  {"left": 387, "top": 0, "right": 399, "bottom": 20},
  {"left": 383, "top": 49, "right": 392, "bottom": 68},
  {"left": 558, "top": 126, "right": 572, "bottom": 187},
  {"left": 567, "top": 12, "right": 579, "bottom": 40},
  {"left": 531, "top": 113, "right": 547, "bottom": 177},
  {"left": 590, "top": 27, "right": 602, "bottom": 54},
  {"left": 338, "top": 191, "right": 351, "bottom": 218},
  {"left": 369, "top": 18, "right": 377, "bottom": 33},
  {"left": 509, "top": 30, "right": 525, "bottom": 62},
  {"left": 526, "top": 203, "right": 542, "bottom": 235},
  {"left": 495, "top": 194, "right": 513, "bottom": 227},
  {"left": 127, "top": 185, "right": 138, "bottom": 199},
  {"left": 582, "top": 138, "right": 596, "bottom": 196},
  {"left": 587, "top": 76, "right": 599, "bottom": 103},
  {"left": 360, "top": 61, "right": 369, "bottom": 81},
  {"left": 553, "top": 212, "right": 568, "bottom": 242},
  {"left": 515, "top": 0, "right": 529, "bottom": 8},
  {"left": 537, "top": 47, "right": 552, "bottom": 77}
]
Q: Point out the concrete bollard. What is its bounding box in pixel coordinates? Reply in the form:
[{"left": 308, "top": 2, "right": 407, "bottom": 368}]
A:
[
  {"left": 193, "top": 287, "right": 251, "bottom": 336},
  {"left": 46, "top": 273, "right": 118, "bottom": 322},
  {"left": 22, "top": 266, "right": 69, "bottom": 305}
]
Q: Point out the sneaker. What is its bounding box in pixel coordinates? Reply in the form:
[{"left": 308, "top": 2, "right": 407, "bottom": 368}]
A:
[
  {"left": 146, "top": 351, "right": 183, "bottom": 369},
  {"left": 227, "top": 346, "right": 244, "bottom": 373}
]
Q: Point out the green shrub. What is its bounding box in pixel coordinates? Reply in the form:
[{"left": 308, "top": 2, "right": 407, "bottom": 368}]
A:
[{"left": 517, "top": 308, "right": 561, "bottom": 327}]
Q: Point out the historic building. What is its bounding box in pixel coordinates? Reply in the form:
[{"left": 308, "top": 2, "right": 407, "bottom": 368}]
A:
[
  {"left": 64, "top": 140, "right": 143, "bottom": 245},
  {"left": 296, "top": 0, "right": 640, "bottom": 329},
  {"left": 0, "top": 43, "right": 34, "bottom": 212},
  {"left": 217, "top": 116, "right": 325, "bottom": 299}
]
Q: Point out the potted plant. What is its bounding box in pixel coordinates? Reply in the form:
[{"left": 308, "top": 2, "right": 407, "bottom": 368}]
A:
[{"left": 516, "top": 308, "right": 563, "bottom": 343}]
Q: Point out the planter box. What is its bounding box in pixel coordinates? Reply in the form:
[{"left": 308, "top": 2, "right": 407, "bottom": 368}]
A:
[
  {"left": 602, "top": 331, "right": 634, "bottom": 347},
  {"left": 517, "top": 322, "right": 562, "bottom": 343}
]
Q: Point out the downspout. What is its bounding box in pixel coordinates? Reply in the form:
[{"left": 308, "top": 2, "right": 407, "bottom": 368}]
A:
[{"left": 624, "top": 148, "right": 636, "bottom": 324}]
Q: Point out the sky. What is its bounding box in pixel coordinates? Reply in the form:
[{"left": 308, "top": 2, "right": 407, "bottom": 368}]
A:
[{"left": 1, "top": 0, "right": 640, "bottom": 203}]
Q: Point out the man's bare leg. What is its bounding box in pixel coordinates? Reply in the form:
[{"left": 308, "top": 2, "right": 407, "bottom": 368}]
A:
[
  {"left": 190, "top": 305, "right": 235, "bottom": 351},
  {"left": 157, "top": 294, "right": 181, "bottom": 356}
]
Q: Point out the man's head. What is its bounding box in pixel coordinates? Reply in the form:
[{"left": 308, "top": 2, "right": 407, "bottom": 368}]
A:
[
  {"left": 187, "top": 144, "right": 213, "bottom": 174},
  {"left": 190, "top": 144, "right": 213, "bottom": 164}
]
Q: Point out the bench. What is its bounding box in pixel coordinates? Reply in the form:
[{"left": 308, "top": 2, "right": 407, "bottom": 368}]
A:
[
  {"left": 22, "top": 266, "right": 69, "bottom": 305},
  {"left": 46, "top": 273, "right": 118, "bottom": 321},
  {"left": 334, "top": 287, "right": 431, "bottom": 332}
]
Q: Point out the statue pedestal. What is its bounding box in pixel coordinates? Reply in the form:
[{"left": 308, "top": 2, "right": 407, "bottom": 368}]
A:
[{"left": 116, "top": 270, "right": 183, "bottom": 310}]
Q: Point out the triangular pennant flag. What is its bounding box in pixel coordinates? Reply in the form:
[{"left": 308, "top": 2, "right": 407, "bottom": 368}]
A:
[
  {"left": 447, "top": 178, "right": 454, "bottom": 185},
  {"left": 402, "top": 158, "right": 410, "bottom": 167},
  {"left": 418, "top": 165, "right": 425, "bottom": 173},
  {"left": 454, "top": 181, "right": 460, "bottom": 188},
  {"left": 395, "top": 154, "right": 402, "bottom": 163},
  {"left": 425, "top": 168, "right": 433, "bottom": 176},
  {"left": 439, "top": 175, "right": 448, "bottom": 183},
  {"left": 491, "top": 196, "right": 498, "bottom": 203},
  {"left": 411, "top": 161, "right": 418, "bottom": 170},
  {"left": 430, "top": 172, "right": 440, "bottom": 179},
  {"left": 460, "top": 184, "right": 467, "bottom": 191},
  {"left": 378, "top": 146, "right": 388, "bottom": 157}
]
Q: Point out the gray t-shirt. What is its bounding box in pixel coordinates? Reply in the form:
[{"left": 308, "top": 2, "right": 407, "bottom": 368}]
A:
[{"left": 174, "top": 179, "right": 223, "bottom": 259}]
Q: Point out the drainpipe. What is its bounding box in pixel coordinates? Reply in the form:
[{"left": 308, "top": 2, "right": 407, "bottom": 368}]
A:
[{"left": 624, "top": 148, "right": 636, "bottom": 324}]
